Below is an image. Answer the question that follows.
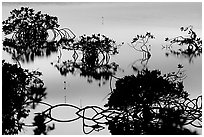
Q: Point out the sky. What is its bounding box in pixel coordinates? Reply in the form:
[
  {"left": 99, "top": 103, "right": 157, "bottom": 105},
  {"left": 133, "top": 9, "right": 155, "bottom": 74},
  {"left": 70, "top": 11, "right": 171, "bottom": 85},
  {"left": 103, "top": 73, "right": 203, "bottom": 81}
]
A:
[{"left": 1, "top": 2, "right": 202, "bottom": 135}]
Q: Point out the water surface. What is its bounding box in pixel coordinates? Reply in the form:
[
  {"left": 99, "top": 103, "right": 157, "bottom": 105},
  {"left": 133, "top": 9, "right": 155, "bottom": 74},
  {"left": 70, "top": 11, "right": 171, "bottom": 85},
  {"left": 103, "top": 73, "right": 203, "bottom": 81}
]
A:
[{"left": 2, "top": 2, "right": 202, "bottom": 135}]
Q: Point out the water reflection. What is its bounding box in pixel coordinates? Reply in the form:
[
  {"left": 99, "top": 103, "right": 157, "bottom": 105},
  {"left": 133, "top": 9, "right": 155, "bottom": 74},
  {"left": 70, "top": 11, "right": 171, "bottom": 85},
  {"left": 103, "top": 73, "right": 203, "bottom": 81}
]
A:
[
  {"left": 2, "top": 4, "right": 202, "bottom": 135},
  {"left": 104, "top": 66, "right": 201, "bottom": 135},
  {"left": 128, "top": 32, "right": 155, "bottom": 71},
  {"left": 33, "top": 113, "right": 55, "bottom": 135},
  {"left": 3, "top": 39, "right": 59, "bottom": 63},
  {"left": 2, "top": 7, "right": 75, "bottom": 63},
  {"left": 163, "top": 26, "right": 202, "bottom": 63},
  {"left": 12, "top": 66, "right": 201, "bottom": 135},
  {"left": 53, "top": 59, "right": 119, "bottom": 86},
  {"left": 2, "top": 60, "right": 47, "bottom": 135},
  {"left": 52, "top": 34, "right": 122, "bottom": 86}
]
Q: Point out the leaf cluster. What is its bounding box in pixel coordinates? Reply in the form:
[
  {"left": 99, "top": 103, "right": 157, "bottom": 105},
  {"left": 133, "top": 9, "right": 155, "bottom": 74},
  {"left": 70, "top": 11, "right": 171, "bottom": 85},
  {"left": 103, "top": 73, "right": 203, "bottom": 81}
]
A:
[
  {"left": 33, "top": 114, "right": 55, "bottom": 135},
  {"left": 2, "top": 7, "right": 60, "bottom": 63},
  {"left": 78, "top": 34, "right": 118, "bottom": 54},
  {"left": 132, "top": 32, "right": 155, "bottom": 44},
  {"left": 104, "top": 67, "right": 194, "bottom": 134},
  {"left": 2, "top": 7, "right": 59, "bottom": 35},
  {"left": 2, "top": 60, "right": 47, "bottom": 134}
]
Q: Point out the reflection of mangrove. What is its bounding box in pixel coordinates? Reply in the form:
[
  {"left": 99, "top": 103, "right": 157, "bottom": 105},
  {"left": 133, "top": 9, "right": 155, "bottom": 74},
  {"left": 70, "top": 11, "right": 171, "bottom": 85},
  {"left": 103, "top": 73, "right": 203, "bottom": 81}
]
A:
[
  {"left": 21, "top": 65, "right": 202, "bottom": 135},
  {"left": 2, "top": 7, "right": 202, "bottom": 135},
  {"left": 32, "top": 113, "right": 55, "bottom": 135},
  {"left": 104, "top": 65, "right": 201, "bottom": 134},
  {"left": 2, "top": 7, "right": 75, "bottom": 63},
  {"left": 53, "top": 60, "right": 119, "bottom": 86},
  {"left": 3, "top": 39, "right": 59, "bottom": 63},
  {"left": 52, "top": 34, "right": 122, "bottom": 85},
  {"left": 163, "top": 26, "right": 202, "bottom": 63},
  {"left": 23, "top": 102, "right": 120, "bottom": 134},
  {"left": 2, "top": 60, "right": 48, "bottom": 135},
  {"left": 129, "top": 32, "right": 155, "bottom": 70},
  {"left": 21, "top": 94, "right": 201, "bottom": 135}
]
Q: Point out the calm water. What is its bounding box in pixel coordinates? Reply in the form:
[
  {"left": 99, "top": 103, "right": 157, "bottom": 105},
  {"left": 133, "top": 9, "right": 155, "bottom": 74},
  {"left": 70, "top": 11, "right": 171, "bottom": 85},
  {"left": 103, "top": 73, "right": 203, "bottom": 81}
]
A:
[{"left": 2, "top": 2, "right": 202, "bottom": 135}]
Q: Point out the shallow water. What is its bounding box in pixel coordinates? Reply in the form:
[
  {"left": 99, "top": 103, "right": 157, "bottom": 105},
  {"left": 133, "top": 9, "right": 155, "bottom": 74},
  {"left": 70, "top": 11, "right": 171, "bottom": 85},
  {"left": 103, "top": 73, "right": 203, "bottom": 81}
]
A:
[{"left": 2, "top": 2, "right": 202, "bottom": 135}]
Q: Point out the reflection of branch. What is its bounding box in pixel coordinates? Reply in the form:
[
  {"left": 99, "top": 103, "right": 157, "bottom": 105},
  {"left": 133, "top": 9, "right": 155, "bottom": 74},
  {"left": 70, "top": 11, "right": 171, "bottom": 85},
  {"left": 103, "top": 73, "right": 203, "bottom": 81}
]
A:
[
  {"left": 164, "top": 26, "right": 202, "bottom": 63},
  {"left": 182, "top": 95, "right": 202, "bottom": 128},
  {"left": 23, "top": 101, "right": 124, "bottom": 134},
  {"left": 2, "top": 60, "right": 47, "bottom": 134},
  {"left": 3, "top": 32, "right": 73, "bottom": 63},
  {"left": 52, "top": 58, "right": 120, "bottom": 86},
  {"left": 102, "top": 75, "right": 122, "bottom": 101},
  {"left": 22, "top": 93, "right": 202, "bottom": 134},
  {"left": 129, "top": 32, "right": 154, "bottom": 70},
  {"left": 52, "top": 34, "right": 122, "bottom": 86},
  {"left": 131, "top": 52, "right": 151, "bottom": 72},
  {"left": 3, "top": 26, "right": 76, "bottom": 63},
  {"left": 130, "top": 32, "right": 154, "bottom": 53},
  {"left": 165, "top": 64, "right": 187, "bottom": 82}
]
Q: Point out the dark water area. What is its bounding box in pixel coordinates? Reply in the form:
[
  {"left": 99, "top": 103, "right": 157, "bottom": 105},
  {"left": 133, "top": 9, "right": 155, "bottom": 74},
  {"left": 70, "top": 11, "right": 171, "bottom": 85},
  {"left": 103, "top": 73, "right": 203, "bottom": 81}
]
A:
[{"left": 2, "top": 2, "right": 202, "bottom": 135}]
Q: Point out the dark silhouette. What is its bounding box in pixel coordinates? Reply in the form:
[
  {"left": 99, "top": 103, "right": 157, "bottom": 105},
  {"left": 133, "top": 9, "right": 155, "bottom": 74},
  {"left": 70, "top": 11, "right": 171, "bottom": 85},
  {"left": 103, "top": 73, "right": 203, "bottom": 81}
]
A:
[
  {"left": 2, "top": 7, "right": 201, "bottom": 135},
  {"left": 52, "top": 34, "right": 122, "bottom": 86},
  {"left": 163, "top": 25, "right": 202, "bottom": 63},
  {"left": 15, "top": 80, "right": 201, "bottom": 135},
  {"left": 53, "top": 59, "right": 119, "bottom": 86},
  {"left": 3, "top": 38, "right": 60, "bottom": 63},
  {"left": 2, "top": 60, "right": 47, "bottom": 134},
  {"left": 129, "top": 32, "right": 155, "bottom": 70},
  {"left": 75, "top": 34, "right": 120, "bottom": 64},
  {"left": 3, "top": 62, "right": 199, "bottom": 135},
  {"left": 104, "top": 65, "right": 200, "bottom": 135},
  {"left": 2, "top": 7, "right": 75, "bottom": 63},
  {"left": 33, "top": 113, "right": 55, "bottom": 135}
]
